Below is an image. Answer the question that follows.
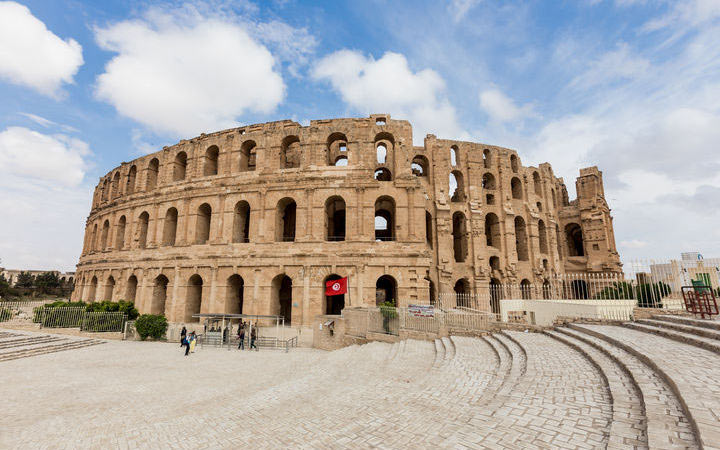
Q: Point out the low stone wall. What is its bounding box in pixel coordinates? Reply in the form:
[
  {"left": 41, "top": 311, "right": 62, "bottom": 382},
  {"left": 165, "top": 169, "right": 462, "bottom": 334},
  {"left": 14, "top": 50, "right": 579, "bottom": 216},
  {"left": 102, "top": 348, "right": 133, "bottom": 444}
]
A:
[{"left": 633, "top": 307, "right": 689, "bottom": 320}]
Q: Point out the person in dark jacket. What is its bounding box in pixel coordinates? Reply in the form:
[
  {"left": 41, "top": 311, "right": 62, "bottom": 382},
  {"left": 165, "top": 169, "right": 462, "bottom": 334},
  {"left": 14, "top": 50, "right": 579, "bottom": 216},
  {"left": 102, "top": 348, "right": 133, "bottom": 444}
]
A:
[
  {"left": 238, "top": 327, "right": 245, "bottom": 350},
  {"left": 180, "top": 326, "right": 187, "bottom": 347}
]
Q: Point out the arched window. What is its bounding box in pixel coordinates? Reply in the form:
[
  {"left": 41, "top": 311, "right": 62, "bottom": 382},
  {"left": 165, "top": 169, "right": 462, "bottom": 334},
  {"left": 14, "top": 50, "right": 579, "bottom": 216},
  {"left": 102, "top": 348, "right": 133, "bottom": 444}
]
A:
[
  {"left": 425, "top": 211, "right": 433, "bottom": 248},
  {"left": 116, "top": 216, "right": 126, "bottom": 250},
  {"left": 533, "top": 172, "right": 542, "bottom": 196},
  {"left": 186, "top": 274, "right": 203, "bottom": 322},
  {"left": 411, "top": 155, "right": 429, "bottom": 176},
  {"left": 146, "top": 158, "right": 159, "bottom": 191},
  {"left": 482, "top": 173, "right": 496, "bottom": 189},
  {"left": 449, "top": 171, "right": 465, "bottom": 202},
  {"left": 239, "top": 140, "right": 256, "bottom": 172},
  {"left": 454, "top": 278, "right": 471, "bottom": 306},
  {"left": 126, "top": 275, "right": 137, "bottom": 303},
  {"left": 514, "top": 216, "right": 529, "bottom": 261},
  {"left": 426, "top": 277, "right": 436, "bottom": 306},
  {"left": 232, "top": 201, "right": 250, "bottom": 243},
  {"left": 112, "top": 172, "right": 121, "bottom": 199},
  {"left": 538, "top": 219, "right": 548, "bottom": 254},
  {"left": 281, "top": 135, "right": 301, "bottom": 169},
  {"left": 511, "top": 177, "right": 523, "bottom": 200},
  {"left": 376, "top": 143, "right": 387, "bottom": 164},
  {"left": 376, "top": 275, "right": 397, "bottom": 306},
  {"left": 227, "top": 274, "right": 244, "bottom": 315},
  {"left": 163, "top": 207, "right": 178, "bottom": 246},
  {"left": 520, "top": 279, "right": 532, "bottom": 299},
  {"left": 173, "top": 152, "right": 187, "bottom": 181},
  {"left": 489, "top": 256, "right": 500, "bottom": 271},
  {"left": 483, "top": 149, "right": 492, "bottom": 168},
  {"left": 325, "top": 196, "right": 346, "bottom": 241},
  {"left": 489, "top": 278, "right": 502, "bottom": 314},
  {"left": 137, "top": 212, "right": 149, "bottom": 249},
  {"left": 276, "top": 198, "right": 296, "bottom": 242},
  {"left": 374, "top": 168, "right": 392, "bottom": 181},
  {"left": 203, "top": 145, "right": 219, "bottom": 176},
  {"left": 510, "top": 154, "right": 519, "bottom": 173},
  {"left": 324, "top": 274, "right": 345, "bottom": 315},
  {"left": 101, "top": 179, "right": 110, "bottom": 202},
  {"left": 326, "top": 132, "right": 348, "bottom": 166},
  {"left": 151, "top": 274, "right": 169, "bottom": 315},
  {"left": 104, "top": 276, "right": 115, "bottom": 301},
  {"left": 452, "top": 212, "right": 467, "bottom": 263},
  {"left": 485, "top": 213, "right": 500, "bottom": 248},
  {"left": 536, "top": 202, "right": 543, "bottom": 212},
  {"left": 100, "top": 220, "right": 110, "bottom": 250},
  {"left": 551, "top": 188, "right": 557, "bottom": 208},
  {"left": 272, "top": 274, "right": 292, "bottom": 324},
  {"left": 126, "top": 166, "right": 137, "bottom": 195},
  {"left": 450, "top": 146, "right": 458, "bottom": 166},
  {"left": 374, "top": 196, "right": 395, "bottom": 241},
  {"left": 89, "top": 223, "right": 97, "bottom": 252},
  {"left": 195, "top": 203, "right": 212, "bottom": 244},
  {"left": 87, "top": 276, "right": 98, "bottom": 302},
  {"left": 565, "top": 223, "right": 585, "bottom": 256}
]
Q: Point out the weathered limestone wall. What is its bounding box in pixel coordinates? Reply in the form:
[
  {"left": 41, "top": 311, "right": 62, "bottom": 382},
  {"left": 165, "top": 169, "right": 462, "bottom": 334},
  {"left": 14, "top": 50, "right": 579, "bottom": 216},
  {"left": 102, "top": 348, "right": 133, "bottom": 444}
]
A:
[{"left": 73, "top": 114, "right": 621, "bottom": 327}]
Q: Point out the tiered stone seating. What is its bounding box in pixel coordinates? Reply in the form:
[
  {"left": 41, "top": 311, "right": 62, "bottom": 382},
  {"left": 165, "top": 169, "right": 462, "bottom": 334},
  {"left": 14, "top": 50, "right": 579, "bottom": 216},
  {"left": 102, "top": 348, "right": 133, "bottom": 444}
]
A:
[
  {"left": 625, "top": 316, "right": 720, "bottom": 355},
  {"left": 0, "top": 332, "right": 103, "bottom": 362}
]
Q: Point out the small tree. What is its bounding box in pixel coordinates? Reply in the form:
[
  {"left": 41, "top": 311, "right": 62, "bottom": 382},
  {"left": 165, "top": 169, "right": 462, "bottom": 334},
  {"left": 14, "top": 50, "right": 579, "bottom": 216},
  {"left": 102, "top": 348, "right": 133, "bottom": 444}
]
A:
[
  {"left": 135, "top": 314, "right": 168, "bottom": 340},
  {"left": 15, "top": 272, "right": 35, "bottom": 288},
  {"left": 34, "top": 272, "right": 61, "bottom": 295}
]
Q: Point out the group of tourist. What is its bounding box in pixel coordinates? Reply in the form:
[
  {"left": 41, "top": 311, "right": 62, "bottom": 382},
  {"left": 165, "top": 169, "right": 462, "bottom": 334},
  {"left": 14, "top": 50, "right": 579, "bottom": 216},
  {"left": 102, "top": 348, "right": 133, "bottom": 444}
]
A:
[
  {"left": 236, "top": 320, "right": 257, "bottom": 350},
  {"left": 179, "top": 327, "right": 197, "bottom": 356}
]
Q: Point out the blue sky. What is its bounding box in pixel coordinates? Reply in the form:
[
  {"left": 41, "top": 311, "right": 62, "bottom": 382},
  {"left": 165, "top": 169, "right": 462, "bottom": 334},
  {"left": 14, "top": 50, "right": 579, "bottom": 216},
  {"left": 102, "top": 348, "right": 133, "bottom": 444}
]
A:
[{"left": 1, "top": 0, "right": 719, "bottom": 271}]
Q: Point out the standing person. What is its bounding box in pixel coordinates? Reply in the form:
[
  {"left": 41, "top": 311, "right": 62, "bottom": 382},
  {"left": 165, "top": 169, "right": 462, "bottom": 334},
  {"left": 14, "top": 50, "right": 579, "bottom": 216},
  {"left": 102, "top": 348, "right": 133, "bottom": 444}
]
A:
[
  {"left": 180, "top": 326, "right": 187, "bottom": 347},
  {"left": 250, "top": 327, "right": 257, "bottom": 350},
  {"left": 182, "top": 334, "right": 190, "bottom": 356},
  {"left": 238, "top": 326, "right": 245, "bottom": 350},
  {"left": 189, "top": 331, "right": 197, "bottom": 353}
]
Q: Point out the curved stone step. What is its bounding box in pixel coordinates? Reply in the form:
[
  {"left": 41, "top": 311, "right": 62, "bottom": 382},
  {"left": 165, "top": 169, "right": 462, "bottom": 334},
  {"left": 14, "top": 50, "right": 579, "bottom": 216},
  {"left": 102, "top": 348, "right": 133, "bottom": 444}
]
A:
[
  {"left": 545, "top": 329, "right": 649, "bottom": 449},
  {"left": 570, "top": 324, "right": 707, "bottom": 448},
  {"left": 637, "top": 318, "right": 720, "bottom": 341},
  {"left": 653, "top": 314, "right": 720, "bottom": 332},
  {"left": 624, "top": 322, "right": 720, "bottom": 356},
  {"left": 0, "top": 336, "right": 66, "bottom": 350},
  {"left": 0, "top": 340, "right": 103, "bottom": 362}
]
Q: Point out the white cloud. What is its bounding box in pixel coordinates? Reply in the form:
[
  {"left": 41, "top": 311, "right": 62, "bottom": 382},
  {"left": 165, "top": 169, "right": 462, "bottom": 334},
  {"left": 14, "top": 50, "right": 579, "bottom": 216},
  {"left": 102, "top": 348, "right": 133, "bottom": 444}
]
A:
[
  {"left": 645, "top": 0, "right": 720, "bottom": 31},
  {"left": 313, "top": 50, "right": 464, "bottom": 143},
  {"left": 479, "top": 88, "right": 535, "bottom": 123},
  {"left": 449, "top": 0, "right": 483, "bottom": 22},
  {"left": 0, "top": 1, "right": 83, "bottom": 97},
  {"left": 570, "top": 43, "right": 650, "bottom": 89},
  {"left": 94, "top": 8, "right": 285, "bottom": 137},
  {"left": 620, "top": 240, "right": 648, "bottom": 249},
  {"left": 0, "top": 127, "right": 92, "bottom": 271}
]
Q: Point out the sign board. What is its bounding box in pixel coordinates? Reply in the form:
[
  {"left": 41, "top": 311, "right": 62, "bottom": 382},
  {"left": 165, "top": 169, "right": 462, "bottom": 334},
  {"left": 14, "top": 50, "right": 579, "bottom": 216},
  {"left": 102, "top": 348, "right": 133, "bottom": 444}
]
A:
[{"left": 408, "top": 304, "right": 434, "bottom": 317}]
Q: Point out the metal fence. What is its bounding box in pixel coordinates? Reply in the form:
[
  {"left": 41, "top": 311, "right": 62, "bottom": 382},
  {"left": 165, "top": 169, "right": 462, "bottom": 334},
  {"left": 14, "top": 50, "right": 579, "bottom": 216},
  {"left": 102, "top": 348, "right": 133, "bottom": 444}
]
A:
[{"left": 0, "top": 304, "right": 127, "bottom": 333}]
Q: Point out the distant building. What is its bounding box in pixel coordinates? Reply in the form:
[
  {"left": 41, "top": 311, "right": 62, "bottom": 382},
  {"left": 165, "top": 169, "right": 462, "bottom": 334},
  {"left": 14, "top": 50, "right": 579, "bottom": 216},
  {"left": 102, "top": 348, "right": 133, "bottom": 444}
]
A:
[
  {"left": 650, "top": 254, "right": 720, "bottom": 292},
  {"left": 0, "top": 268, "right": 76, "bottom": 286}
]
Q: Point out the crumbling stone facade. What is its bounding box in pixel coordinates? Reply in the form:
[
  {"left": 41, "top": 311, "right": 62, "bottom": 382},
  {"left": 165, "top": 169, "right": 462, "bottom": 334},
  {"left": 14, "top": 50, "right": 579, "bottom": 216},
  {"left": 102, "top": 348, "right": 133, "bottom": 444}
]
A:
[{"left": 72, "top": 114, "right": 621, "bottom": 326}]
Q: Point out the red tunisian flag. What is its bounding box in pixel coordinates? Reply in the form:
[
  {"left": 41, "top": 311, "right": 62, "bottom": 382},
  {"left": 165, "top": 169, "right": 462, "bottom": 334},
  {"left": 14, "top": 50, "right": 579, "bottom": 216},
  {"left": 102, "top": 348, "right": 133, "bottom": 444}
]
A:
[{"left": 325, "top": 277, "right": 348, "bottom": 296}]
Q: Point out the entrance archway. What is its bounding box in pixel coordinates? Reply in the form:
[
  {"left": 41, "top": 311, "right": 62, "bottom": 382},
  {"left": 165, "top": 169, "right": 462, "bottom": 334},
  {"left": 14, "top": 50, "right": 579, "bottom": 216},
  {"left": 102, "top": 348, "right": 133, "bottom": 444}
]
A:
[
  {"left": 376, "top": 275, "right": 397, "bottom": 306},
  {"left": 152, "top": 275, "right": 169, "bottom": 315},
  {"left": 272, "top": 274, "right": 293, "bottom": 325},
  {"left": 226, "top": 275, "right": 244, "bottom": 314},
  {"left": 324, "top": 274, "right": 345, "bottom": 315},
  {"left": 489, "top": 278, "right": 502, "bottom": 314}
]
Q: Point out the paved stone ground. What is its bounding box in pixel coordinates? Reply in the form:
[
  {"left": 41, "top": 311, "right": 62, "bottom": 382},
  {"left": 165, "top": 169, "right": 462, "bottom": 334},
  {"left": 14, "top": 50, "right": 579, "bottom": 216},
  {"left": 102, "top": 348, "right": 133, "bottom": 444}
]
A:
[{"left": 0, "top": 326, "right": 713, "bottom": 449}]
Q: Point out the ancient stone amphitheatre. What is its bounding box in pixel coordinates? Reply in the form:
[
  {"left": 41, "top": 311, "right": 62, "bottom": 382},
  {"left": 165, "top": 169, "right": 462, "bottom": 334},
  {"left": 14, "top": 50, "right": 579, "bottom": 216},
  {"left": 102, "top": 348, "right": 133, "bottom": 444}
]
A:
[{"left": 3, "top": 314, "right": 720, "bottom": 448}]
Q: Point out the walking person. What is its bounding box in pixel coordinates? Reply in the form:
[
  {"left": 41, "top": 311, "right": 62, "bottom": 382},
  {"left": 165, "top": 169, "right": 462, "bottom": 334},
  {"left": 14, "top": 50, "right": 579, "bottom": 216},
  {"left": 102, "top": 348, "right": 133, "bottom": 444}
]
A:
[
  {"left": 180, "top": 326, "right": 187, "bottom": 347},
  {"left": 182, "top": 334, "right": 190, "bottom": 356},
  {"left": 238, "top": 326, "right": 245, "bottom": 350},
  {"left": 250, "top": 327, "right": 257, "bottom": 350},
  {"left": 189, "top": 331, "right": 197, "bottom": 353}
]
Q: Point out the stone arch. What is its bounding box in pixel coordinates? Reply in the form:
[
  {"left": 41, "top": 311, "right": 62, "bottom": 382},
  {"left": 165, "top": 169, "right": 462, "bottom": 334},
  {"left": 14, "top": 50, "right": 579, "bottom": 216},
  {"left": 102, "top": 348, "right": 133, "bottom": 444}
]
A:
[
  {"left": 195, "top": 203, "right": 212, "bottom": 244},
  {"left": 325, "top": 196, "right": 346, "bottom": 241},
  {"left": 239, "top": 140, "right": 257, "bottom": 172},
  {"left": 137, "top": 211, "right": 149, "bottom": 249},
  {"left": 426, "top": 276, "right": 436, "bottom": 306},
  {"left": 520, "top": 279, "right": 532, "bottom": 299},
  {"left": 173, "top": 151, "right": 187, "bottom": 181},
  {"left": 374, "top": 167, "right": 392, "bottom": 181},
  {"left": 452, "top": 211, "right": 468, "bottom": 263},
  {"left": 102, "top": 178, "right": 110, "bottom": 202},
  {"left": 510, "top": 154, "right": 519, "bottom": 173},
  {"left": 482, "top": 172, "right": 496, "bottom": 189},
  {"left": 376, "top": 275, "right": 397, "bottom": 306},
  {"left": 326, "top": 132, "right": 348, "bottom": 166},
  {"left": 538, "top": 219, "right": 548, "bottom": 254},
  {"left": 100, "top": 220, "right": 110, "bottom": 250},
  {"left": 533, "top": 171, "right": 542, "bottom": 196},
  {"left": 324, "top": 274, "right": 345, "bottom": 315},
  {"left": 556, "top": 224, "right": 563, "bottom": 257},
  {"left": 126, "top": 165, "right": 137, "bottom": 195},
  {"left": 411, "top": 155, "right": 429, "bottom": 176},
  {"left": 203, "top": 145, "right": 219, "bottom": 176},
  {"left": 126, "top": 275, "right": 138, "bottom": 304},
  {"left": 232, "top": 200, "right": 251, "bottom": 243},
  {"left": 449, "top": 170, "right": 465, "bottom": 202},
  {"left": 376, "top": 143, "right": 387, "bottom": 164},
  {"left": 112, "top": 171, "right": 121, "bottom": 199},
  {"left": 543, "top": 279, "right": 551, "bottom": 299},
  {"left": 151, "top": 274, "right": 169, "bottom": 315},
  {"left": 104, "top": 275, "right": 115, "bottom": 301},
  {"left": 334, "top": 155, "right": 348, "bottom": 166},
  {"left": 450, "top": 145, "right": 459, "bottom": 167},
  {"left": 511, "top": 177, "right": 523, "bottom": 200},
  {"left": 89, "top": 223, "right": 97, "bottom": 252},
  {"left": 489, "top": 278, "right": 502, "bottom": 314},
  {"left": 374, "top": 196, "right": 395, "bottom": 241},
  {"left": 483, "top": 149, "right": 492, "bottom": 168},
  {"left": 115, "top": 215, "right": 127, "bottom": 250},
  {"left": 489, "top": 256, "right": 500, "bottom": 271},
  {"left": 226, "top": 274, "right": 244, "bottom": 315},
  {"left": 146, "top": 158, "right": 159, "bottom": 191},
  {"left": 425, "top": 211, "right": 433, "bottom": 248},
  {"left": 162, "top": 207, "right": 178, "bottom": 246},
  {"left": 186, "top": 274, "right": 203, "bottom": 322},
  {"left": 485, "top": 213, "right": 501, "bottom": 248},
  {"left": 276, "top": 197, "right": 297, "bottom": 242},
  {"left": 514, "top": 216, "right": 529, "bottom": 261},
  {"left": 87, "top": 276, "right": 98, "bottom": 302},
  {"left": 374, "top": 132, "right": 394, "bottom": 168},
  {"left": 454, "top": 278, "right": 471, "bottom": 307},
  {"left": 271, "top": 274, "right": 293, "bottom": 324},
  {"left": 281, "top": 135, "right": 301, "bottom": 169},
  {"left": 565, "top": 223, "right": 585, "bottom": 256}
]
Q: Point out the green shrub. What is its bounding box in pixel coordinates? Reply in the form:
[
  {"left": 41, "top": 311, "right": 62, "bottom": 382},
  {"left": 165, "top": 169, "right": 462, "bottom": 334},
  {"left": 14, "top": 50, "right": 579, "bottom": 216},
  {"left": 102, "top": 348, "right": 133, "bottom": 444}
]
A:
[
  {"left": 135, "top": 314, "right": 168, "bottom": 340},
  {"left": 0, "top": 307, "right": 12, "bottom": 322}
]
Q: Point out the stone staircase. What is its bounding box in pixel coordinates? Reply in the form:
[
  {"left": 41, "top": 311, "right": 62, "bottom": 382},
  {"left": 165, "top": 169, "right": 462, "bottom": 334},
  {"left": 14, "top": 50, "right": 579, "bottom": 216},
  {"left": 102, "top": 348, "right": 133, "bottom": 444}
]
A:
[
  {"left": 0, "top": 331, "right": 104, "bottom": 362},
  {"left": 545, "top": 314, "right": 720, "bottom": 449}
]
